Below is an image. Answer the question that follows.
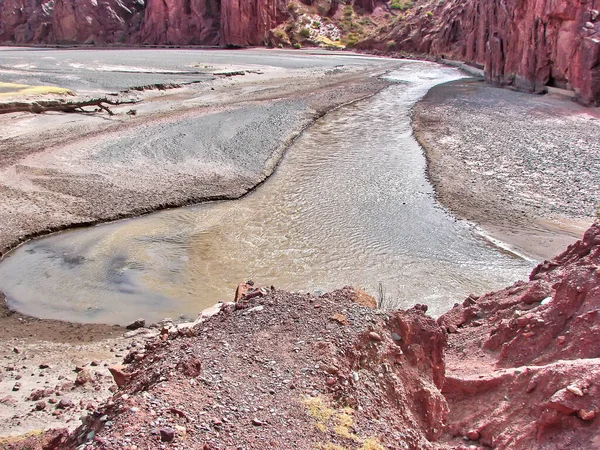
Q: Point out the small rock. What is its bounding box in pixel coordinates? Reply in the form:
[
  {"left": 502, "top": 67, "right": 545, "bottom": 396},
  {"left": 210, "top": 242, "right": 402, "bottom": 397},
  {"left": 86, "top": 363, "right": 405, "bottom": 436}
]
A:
[
  {"left": 466, "top": 430, "right": 480, "bottom": 441},
  {"left": 330, "top": 313, "right": 349, "bottom": 326},
  {"left": 0, "top": 395, "right": 17, "bottom": 406},
  {"left": 12, "top": 348, "right": 19, "bottom": 354},
  {"left": 578, "top": 409, "right": 596, "bottom": 421},
  {"left": 12, "top": 382, "right": 21, "bottom": 392},
  {"left": 160, "top": 427, "right": 175, "bottom": 442},
  {"left": 368, "top": 331, "right": 382, "bottom": 342},
  {"left": 108, "top": 365, "right": 133, "bottom": 388},
  {"left": 447, "top": 325, "right": 458, "bottom": 333},
  {"left": 39, "top": 364, "right": 50, "bottom": 369},
  {"left": 57, "top": 398, "right": 75, "bottom": 409},
  {"left": 567, "top": 384, "right": 584, "bottom": 397},
  {"left": 252, "top": 418, "right": 265, "bottom": 426},
  {"left": 90, "top": 361, "right": 100, "bottom": 367},
  {"left": 35, "top": 401, "right": 46, "bottom": 411},
  {"left": 243, "top": 305, "right": 264, "bottom": 315},
  {"left": 326, "top": 377, "right": 336, "bottom": 386},
  {"left": 126, "top": 319, "right": 146, "bottom": 331},
  {"left": 75, "top": 369, "right": 93, "bottom": 386}
]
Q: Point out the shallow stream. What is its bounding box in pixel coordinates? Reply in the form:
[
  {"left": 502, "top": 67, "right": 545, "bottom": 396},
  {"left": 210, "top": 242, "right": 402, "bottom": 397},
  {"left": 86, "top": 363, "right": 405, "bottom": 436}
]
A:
[{"left": 0, "top": 62, "right": 534, "bottom": 324}]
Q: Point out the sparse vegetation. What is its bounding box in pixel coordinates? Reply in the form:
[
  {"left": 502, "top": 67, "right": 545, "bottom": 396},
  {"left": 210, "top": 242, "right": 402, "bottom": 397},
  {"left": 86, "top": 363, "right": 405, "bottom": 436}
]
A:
[{"left": 390, "top": 0, "right": 413, "bottom": 11}]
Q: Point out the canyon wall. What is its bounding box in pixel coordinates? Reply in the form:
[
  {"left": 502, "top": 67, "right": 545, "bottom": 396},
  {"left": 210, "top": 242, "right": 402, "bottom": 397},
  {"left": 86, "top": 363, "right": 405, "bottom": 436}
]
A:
[
  {"left": 0, "top": 0, "right": 290, "bottom": 45},
  {"left": 362, "top": 0, "right": 600, "bottom": 105}
]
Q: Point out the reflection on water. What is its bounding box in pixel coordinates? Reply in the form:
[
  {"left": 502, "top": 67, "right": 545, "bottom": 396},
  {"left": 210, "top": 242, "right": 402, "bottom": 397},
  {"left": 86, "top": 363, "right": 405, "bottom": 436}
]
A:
[{"left": 0, "top": 62, "right": 535, "bottom": 324}]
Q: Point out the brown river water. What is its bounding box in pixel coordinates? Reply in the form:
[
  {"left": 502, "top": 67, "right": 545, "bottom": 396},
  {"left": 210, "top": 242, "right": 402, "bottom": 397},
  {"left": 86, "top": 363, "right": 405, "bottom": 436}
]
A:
[{"left": 0, "top": 63, "right": 534, "bottom": 324}]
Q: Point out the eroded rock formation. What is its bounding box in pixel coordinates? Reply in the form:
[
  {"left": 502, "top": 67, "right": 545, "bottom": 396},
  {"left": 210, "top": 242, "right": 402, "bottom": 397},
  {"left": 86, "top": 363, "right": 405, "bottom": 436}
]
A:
[{"left": 362, "top": 0, "right": 600, "bottom": 105}]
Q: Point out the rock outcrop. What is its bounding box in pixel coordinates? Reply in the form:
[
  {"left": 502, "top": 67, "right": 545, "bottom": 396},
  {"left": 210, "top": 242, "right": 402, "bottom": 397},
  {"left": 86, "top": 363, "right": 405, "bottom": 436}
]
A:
[
  {"left": 220, "top": 0, "right": 288, "bottom": 47},
  {"left": 439, "top": 223, "right": 600, "bottom": 448},
  {"left": 139, "top": 0, "right": 220, "bottom": 45},
  {"left": 7, "top": 223, "right": 592, "bottom": 449},
  {"left": 362, "top": 0, "right": 600, "bottom": 105}
]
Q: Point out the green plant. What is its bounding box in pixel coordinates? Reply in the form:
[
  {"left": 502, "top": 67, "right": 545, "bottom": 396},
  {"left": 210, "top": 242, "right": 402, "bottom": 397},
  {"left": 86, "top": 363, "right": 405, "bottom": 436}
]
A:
[
  {"left": 299, "top": 27, "right": 311, "bottom": 38},
  {"left": 312, "top": 20, "right": 321, "bottom": 29},
  {"left": 293, "top": 42, "right": 302, "bottom": 49},
  {"left": 426, "top": 10, "right": 434, "bottom": 18},
  {"left": 391, "top": 0, "right": 412, "bottom": 10}
]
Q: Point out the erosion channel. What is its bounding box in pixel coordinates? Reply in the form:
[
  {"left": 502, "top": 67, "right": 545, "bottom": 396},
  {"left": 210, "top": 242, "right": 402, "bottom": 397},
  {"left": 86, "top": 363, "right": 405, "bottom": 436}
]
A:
[{"left": 0, "top": 60, "right": 533, "bottom": 325}]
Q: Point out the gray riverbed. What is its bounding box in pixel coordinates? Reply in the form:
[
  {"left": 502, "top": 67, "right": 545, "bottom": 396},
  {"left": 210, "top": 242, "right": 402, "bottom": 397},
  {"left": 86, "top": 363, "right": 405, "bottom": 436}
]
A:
[{"left": 0, "top": 61, "right": 534, "bottom": 324}]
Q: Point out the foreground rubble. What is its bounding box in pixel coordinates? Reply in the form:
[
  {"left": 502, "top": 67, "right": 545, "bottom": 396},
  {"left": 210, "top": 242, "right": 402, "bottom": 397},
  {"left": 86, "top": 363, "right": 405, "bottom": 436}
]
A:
[{"left": 4, "top": 225, "right": 600, "bottom": 449}]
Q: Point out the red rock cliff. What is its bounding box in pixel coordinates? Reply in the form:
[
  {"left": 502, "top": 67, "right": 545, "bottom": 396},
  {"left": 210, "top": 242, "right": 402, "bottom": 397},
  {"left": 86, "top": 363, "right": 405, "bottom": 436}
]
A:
[
  {"left": 362, "top": 0, "right": 600, "bottom": 105},
  {"left": 139, "top": 0, "right": 220, "bottom": 45},
  {"left": 0, "top": 0, "right": 290, "bottom": 46},
  {"left": 220, "top": 0, "right": 288, "bottom": 46}
]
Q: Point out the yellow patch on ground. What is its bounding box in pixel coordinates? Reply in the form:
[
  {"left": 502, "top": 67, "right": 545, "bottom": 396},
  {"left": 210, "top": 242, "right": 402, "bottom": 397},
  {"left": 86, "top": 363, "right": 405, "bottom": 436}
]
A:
[
  {"left": 302, "top": 395, "right": 335, "bottom": 423},
  {"left": 0, "top": 82, "right": 75, "bottom": 98},
  {"left": 303, "top": 397, "right": 385, "bottom": 448},
  {"left": 0, "top": 429, "right": 44, "bottom": 445},
  {"left": 315, "top": 36, "right": 346, "bottom": 50},
  {"left": 359, "top": 438, "right": 385, "bottom": 450},
  {"left": 333, "top": 410, "right": 358, "bottom": 441},
  {"left": 316, "top": 444, "right": 349, "bottom": 450}
]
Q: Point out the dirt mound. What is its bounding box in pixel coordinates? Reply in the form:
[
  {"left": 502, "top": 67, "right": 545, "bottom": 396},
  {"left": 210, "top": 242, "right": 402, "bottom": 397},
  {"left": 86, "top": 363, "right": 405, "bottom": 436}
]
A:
[{"left": 56, "top": 287, "right": 452, "bottom": 449}]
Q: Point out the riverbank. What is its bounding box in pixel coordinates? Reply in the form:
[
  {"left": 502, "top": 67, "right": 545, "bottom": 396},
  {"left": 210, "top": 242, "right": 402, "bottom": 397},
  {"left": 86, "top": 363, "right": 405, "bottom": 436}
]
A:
[{"left": 413, "top": 78, "right": 600, "bottom": 261}]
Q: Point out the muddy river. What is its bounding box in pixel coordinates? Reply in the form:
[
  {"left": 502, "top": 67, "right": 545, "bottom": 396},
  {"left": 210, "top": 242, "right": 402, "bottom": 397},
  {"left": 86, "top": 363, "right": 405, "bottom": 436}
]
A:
[{"left": 0, "top": 60, "right": 534, "bottom": 324}]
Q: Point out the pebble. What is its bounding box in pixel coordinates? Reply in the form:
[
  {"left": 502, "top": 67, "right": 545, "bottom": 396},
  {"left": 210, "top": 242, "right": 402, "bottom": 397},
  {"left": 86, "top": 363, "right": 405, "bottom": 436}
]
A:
[
  {"left": 35, "top": 401, "right": 46, "bottom": 411},
  {"left": 368, "top": 332, "right": 382, "bottom": 342},
  {"left": 567, "top": 385, "right": 584, "bottom": 397},
  {"left": 159, "top": 427, "right": 175, "bottom": 442},
  {"left": 466, "top": 429, "right": 480, "bottom": 440},
  {"left": 578, "top": 409, "right": 596, "bottom": 421}
]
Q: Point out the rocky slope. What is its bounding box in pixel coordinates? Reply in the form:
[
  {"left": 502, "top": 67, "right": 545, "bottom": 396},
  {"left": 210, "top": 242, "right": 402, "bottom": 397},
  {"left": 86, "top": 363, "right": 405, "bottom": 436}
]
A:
[{"left": 5, "top": 223, "right": 598, "bottom": 449}]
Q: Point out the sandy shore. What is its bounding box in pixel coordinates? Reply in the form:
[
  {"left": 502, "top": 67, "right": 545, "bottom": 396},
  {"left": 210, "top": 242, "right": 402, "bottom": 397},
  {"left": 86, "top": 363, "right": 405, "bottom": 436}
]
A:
[{"left": 413, "top": 78, "right": 600, "bottom": 261}]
